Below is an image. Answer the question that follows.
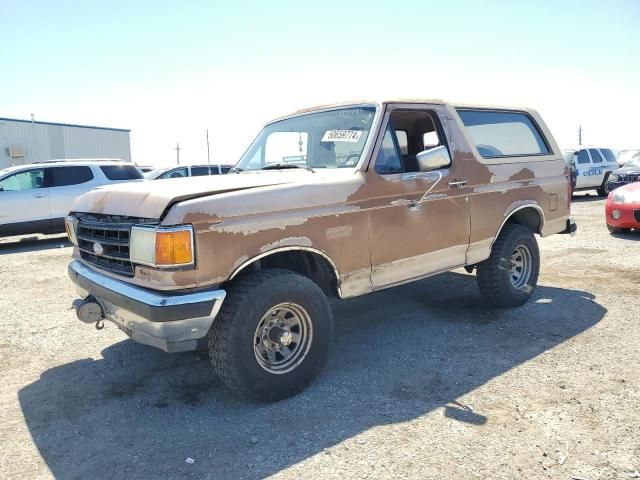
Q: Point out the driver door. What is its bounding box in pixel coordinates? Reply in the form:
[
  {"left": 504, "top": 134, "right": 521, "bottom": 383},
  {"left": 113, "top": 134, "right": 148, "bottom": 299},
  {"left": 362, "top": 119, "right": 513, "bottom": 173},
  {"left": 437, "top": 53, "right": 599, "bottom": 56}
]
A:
[
  {"left": 364, "top": 105, "right": 470, "bottom": 289},
  {"left": 0, "top": 167, "right": 51, "bottom": 234}
]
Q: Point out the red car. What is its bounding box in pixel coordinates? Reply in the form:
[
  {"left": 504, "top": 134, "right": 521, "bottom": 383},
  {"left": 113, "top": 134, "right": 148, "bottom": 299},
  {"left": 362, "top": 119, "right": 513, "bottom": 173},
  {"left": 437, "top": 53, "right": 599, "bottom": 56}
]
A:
[{"left": 605, "top": 182, "right": 640, "bottom": 234}]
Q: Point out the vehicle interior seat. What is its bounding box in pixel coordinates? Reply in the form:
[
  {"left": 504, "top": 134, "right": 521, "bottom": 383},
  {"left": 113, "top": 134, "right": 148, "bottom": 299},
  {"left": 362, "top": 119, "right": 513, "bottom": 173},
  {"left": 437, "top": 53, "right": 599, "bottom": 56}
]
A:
[{"left": 312, "top": 142, "right": 337, "bottom": 168}]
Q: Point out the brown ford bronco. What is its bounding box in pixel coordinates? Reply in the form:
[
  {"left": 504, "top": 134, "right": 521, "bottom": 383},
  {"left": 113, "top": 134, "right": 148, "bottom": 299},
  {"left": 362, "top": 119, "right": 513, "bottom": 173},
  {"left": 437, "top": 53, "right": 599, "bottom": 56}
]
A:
[{"left": 67, "top": 99, "right": 576, "bottom": 401}]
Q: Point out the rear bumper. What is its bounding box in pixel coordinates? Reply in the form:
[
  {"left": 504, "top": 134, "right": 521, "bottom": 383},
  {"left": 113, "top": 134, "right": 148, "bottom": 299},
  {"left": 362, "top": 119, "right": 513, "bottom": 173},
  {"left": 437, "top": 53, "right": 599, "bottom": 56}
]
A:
[{"left": 68, "top": 260, "right": 226, "bottom": 352}]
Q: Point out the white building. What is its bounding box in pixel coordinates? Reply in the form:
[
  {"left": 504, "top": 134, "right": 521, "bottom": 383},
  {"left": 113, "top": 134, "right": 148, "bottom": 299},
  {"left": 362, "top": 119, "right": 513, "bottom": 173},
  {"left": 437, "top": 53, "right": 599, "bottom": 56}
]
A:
[{"left": 0, "top": 117, "right": 131, "bottom": 169}]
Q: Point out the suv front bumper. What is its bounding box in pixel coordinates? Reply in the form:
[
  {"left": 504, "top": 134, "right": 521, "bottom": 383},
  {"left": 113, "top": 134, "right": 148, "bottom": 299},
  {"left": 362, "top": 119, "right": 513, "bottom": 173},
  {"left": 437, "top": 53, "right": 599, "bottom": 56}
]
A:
[{"left": 68, "top": 260, "right": 226, "bottom": 352}]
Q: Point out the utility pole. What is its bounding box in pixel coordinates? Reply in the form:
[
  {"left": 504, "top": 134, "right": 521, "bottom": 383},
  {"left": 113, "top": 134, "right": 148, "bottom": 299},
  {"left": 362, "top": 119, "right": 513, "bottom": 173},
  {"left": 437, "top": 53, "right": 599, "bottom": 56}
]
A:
[
  {"left": 206, "top": 129, "right": 212, "bottom": 174},
  {"left": 175, "top": 142, "right": 181, "bottom": 165},
  {"left": 206, "top": 129, "right": 222, "bottom": 174},
  {"left": 30, "top": 113, "right": 35, "bottom": 165},
  {"left": 578, "top": 125, "right": 583, "bottom": 146}
]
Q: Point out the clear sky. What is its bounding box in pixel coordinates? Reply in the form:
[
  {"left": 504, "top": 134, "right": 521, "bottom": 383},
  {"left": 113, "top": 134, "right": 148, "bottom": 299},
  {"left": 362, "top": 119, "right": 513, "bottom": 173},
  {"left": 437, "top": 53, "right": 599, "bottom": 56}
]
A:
[{"left": 1, "top": 0, "right": 638, "bottom": 166}]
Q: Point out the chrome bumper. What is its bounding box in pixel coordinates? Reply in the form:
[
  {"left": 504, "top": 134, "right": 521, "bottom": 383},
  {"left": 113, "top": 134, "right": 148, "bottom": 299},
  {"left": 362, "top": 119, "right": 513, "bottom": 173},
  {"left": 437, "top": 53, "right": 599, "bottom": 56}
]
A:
[{"left": 68, "top": 260, "right": 226, "bottom": 353}]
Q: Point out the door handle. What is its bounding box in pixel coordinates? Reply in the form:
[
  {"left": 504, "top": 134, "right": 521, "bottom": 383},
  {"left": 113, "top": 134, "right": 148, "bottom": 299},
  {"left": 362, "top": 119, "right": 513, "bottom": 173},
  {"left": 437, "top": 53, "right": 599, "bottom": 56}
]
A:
[
  {"left": 448, "top": 180, "right": 467, "bottom": 188},
  {"left": 34, "top": 194, "right": 46, "bottom": 198}
]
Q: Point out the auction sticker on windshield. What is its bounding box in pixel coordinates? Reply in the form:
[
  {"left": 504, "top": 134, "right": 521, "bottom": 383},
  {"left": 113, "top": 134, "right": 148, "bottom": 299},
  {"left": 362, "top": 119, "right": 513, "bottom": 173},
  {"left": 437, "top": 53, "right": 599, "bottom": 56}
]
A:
[{"left": 322, "top": 130, "right": 362, "bottom": 142}]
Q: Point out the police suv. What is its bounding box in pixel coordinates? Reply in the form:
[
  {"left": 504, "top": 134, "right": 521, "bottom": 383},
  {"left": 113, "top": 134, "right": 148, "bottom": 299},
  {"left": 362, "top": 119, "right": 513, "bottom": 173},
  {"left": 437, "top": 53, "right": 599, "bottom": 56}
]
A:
[{"left": 563, "top": 146, "right": 618, "bottom": 196}]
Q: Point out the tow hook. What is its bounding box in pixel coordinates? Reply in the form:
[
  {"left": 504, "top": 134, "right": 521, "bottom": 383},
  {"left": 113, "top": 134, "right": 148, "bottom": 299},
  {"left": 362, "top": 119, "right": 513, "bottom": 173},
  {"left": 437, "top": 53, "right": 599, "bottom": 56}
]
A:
[{"left": 73, "top": 296, "right": 105, "bottom": 330}]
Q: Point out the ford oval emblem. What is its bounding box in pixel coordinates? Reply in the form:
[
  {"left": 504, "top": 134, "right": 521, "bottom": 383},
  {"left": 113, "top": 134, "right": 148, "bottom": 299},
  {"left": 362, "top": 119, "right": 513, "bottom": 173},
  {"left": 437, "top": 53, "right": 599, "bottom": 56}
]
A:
[{"left": 93, "top": 242, "right": 104, "bottom": 255}]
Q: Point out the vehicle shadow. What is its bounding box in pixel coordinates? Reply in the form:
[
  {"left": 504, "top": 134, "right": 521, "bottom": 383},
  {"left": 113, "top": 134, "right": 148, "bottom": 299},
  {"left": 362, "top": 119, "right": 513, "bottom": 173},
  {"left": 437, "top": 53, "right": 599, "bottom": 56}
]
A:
[
  {"left": 0, "top": 234, "right": 70, "bottom": 254},
  {"left": 18, "top": 272, "right": 605, "bottom": 479},
  {"left": 609, "top": 230, "right": 640, "bottom": 240},
  {"left": 571, "top": 193, "right": 605, "bottom": 203}
]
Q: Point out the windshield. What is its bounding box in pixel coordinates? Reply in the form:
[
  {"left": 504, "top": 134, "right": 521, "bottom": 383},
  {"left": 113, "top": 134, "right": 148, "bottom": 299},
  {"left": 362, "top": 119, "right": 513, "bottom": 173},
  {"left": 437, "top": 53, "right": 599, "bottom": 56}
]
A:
[
  {"left": 626, "top": 155, "right": 640, "bottom": 167},
  {"left": 235, "top": 106, "right": 377, "bottom": 172}
]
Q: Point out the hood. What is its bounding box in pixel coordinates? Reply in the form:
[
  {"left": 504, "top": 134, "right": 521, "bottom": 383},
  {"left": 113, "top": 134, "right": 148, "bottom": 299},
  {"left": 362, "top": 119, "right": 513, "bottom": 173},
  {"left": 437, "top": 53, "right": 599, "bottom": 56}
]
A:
[
  {"left": 72, "top": 171, "right": 312, "bottom": 219},
  {"left": 614, "top": 165, "right": 640, "bottom": 175}
]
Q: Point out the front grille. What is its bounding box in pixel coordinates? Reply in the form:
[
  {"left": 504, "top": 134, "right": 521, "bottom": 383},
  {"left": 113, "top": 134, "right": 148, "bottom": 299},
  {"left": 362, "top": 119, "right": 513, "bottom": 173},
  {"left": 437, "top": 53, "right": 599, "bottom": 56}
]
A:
[
  {"left": 75, "top": 213, "right": 158, "bottom": 276},
  {"left": 634, "top": 210, "right": 640, "bottom": 223},
  {"left": 619, "top": 174, "right": 640, "bottom": 183}
]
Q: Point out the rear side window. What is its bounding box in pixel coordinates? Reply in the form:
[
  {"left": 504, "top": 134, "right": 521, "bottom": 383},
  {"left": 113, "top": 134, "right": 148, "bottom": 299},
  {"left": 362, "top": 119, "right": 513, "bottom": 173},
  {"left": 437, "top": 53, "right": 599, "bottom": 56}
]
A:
[
  {"left": 577, "top": 150, "right": 590, "bottom": 164},
  {"left": 457, "top": 109, "right": 550, "bottom": 159},
  {"left": 588, "top": 149, "right": 603, "bottom": 163},
  {"left": 599, "top": 148, "right": 616, "bottom": 163},
  {"left": 100, "top": 165, "right": 143, "bottom": 180},
  {"left": 49, "top": 166, "right": 94, "bottom": 187},
  {"left": 191, "top": 166, "right": 213, "bottom": 176}
]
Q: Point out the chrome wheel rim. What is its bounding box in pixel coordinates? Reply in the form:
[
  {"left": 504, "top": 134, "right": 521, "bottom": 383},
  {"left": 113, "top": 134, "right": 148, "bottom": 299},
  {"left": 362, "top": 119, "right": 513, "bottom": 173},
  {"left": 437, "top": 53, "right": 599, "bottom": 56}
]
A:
[
  {"left": 253, "top": 303, "right": 313, "bottom": 374},
  {"left": 509, "top": 245, "right": 532, "bottom": 289}
]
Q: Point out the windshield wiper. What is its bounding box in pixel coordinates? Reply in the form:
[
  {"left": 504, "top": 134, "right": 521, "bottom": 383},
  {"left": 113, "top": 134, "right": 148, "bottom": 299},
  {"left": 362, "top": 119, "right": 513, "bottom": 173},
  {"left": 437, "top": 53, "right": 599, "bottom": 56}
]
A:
[
  {"left": 261, "top": 164, "right": 315, "bottom": 172},
  {"left": 228, "top": 167, "right": 243, "bottom": 173}
]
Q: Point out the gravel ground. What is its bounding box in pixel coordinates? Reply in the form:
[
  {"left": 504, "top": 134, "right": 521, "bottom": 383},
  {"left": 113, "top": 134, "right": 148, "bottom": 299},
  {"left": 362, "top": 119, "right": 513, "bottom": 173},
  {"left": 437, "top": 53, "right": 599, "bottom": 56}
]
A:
[{"left": 0, "top": 193, "right": 638, "bottom": 480}]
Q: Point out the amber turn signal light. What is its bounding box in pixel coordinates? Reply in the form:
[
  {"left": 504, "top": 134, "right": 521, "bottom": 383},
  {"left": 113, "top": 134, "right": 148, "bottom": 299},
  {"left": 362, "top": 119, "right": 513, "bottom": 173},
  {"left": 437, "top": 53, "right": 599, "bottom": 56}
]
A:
[{"left": 154, "top": 229, "right": 193, "bottom": 266}]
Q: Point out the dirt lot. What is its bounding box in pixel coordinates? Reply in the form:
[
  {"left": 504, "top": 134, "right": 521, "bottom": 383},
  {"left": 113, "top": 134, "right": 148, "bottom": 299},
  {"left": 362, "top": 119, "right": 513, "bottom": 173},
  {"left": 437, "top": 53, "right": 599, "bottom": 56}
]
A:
[{"left": 0, "top": 194, "right": 638, "bottom": 480}]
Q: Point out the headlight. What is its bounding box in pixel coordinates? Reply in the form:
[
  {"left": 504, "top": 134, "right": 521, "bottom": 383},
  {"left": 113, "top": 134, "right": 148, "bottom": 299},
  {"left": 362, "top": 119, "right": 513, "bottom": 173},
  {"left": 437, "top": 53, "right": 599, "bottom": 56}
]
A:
[
  {"left": 65, "top": 216, "right": 78, "bottom": 245},
  {"left": 608, "top": 174, "right": 618, "bottom": 182},
  {"left": 612, "top": 191, "right": 626, "bottom": 204},
  {"left": 130, "top": 225, "right": 194, "bottom": 268}
]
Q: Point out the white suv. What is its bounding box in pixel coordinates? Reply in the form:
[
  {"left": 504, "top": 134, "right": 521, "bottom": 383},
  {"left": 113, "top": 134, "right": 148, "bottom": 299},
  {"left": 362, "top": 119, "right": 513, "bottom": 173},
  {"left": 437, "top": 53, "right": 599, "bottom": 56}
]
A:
[
  {"left": 0, "top": 160, "right": 143, "bottom": 237},
  {"left": 562, "top": 147, "right": 618, "bottom": 196}
]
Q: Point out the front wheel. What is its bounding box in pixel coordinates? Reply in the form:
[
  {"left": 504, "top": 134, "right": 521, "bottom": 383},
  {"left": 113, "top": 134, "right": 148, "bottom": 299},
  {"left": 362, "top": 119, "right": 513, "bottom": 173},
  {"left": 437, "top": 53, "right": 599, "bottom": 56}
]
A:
[
  {"left": 208, "top": 269, "right": 333, "bottom": 402},
  {"left": 476, "top": 224, "right": 540, "bottom": 308}
]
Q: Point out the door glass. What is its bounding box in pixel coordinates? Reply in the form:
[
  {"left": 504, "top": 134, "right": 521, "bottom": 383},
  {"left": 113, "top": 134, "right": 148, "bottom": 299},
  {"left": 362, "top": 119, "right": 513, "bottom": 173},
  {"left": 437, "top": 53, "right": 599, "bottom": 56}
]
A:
[
  {"left": 588, "top": 149, "right": 603, "bottom": 163},
  {"left": 374, "top": 126, "right": 402, "bottom": 174},
  {"left": 0, "top": 169, "right": 45, "bottom": 191},
  {"left": 577, "top": 150, "right": 590, "bottom": 164},
  {"left": 50, "top": 166, "right": 94, "bottom": 187}
]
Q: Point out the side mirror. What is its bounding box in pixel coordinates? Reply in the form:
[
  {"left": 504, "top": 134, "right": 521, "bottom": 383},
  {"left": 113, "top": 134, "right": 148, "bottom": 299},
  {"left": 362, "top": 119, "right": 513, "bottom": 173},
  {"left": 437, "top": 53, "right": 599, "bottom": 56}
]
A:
[{"left": 416, "top": 146, "right": 451, "bottom": 172}]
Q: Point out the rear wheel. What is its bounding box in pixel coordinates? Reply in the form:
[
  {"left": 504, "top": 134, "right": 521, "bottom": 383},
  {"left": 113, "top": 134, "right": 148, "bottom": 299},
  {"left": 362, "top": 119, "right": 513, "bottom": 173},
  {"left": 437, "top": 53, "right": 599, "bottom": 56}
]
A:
[
  {"left": 208, "top": 269, "right": 333, "bottom": 402},
  {"left": 607, "top": 224, "right": 630, "bottom": 234},
  {"left": 477, "top": 224, "right": 540, "bottom": 308}
]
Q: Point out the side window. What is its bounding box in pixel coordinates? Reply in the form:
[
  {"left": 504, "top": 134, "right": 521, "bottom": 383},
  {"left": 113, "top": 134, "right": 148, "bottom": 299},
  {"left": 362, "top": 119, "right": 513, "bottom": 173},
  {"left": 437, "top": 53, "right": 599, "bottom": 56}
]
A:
[
  {"left": 588, "top": 149, "right": 603, "bottom": 163},
  {"left": 49, "top": 166, "right": 94, "bottom": 187},
  {"left": 577, "top": 150, "right": 590, "bottom": 164},
  {"left": 190, "top": 167, "right": 211, "bottom": 176},
  {"left": 375, "top": 125, "right": 403, "bottom": 174},
  {"left": 599, "top": 148, "right": 616, "bottom": 163},
  {"left": 383, "top": 109, "right": 447, "bottom": 173},
  {"left": 0, "top": 169, "right": 45, "bottom": 191},
  {"left": 160, "top": 167, "right": 188, "bottom": 179},
  {"left": 100, "top": 165, "right": 144, "bottom": 180},
  {"left": 457, "top": 110, "right": 550, "bottom": 158}
]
